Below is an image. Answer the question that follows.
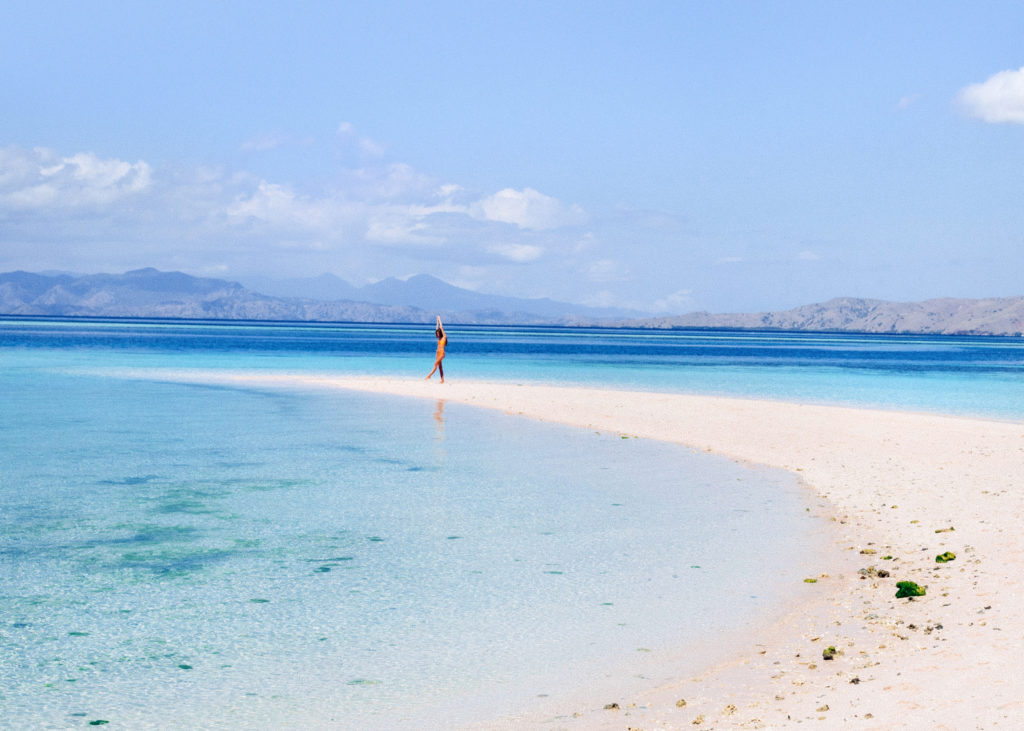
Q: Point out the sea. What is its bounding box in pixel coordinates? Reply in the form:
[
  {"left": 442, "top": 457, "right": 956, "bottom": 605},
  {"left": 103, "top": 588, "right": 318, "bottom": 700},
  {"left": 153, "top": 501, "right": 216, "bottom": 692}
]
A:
[{"left": 2, "top": 317, "right": 1023, "bottom": 729}]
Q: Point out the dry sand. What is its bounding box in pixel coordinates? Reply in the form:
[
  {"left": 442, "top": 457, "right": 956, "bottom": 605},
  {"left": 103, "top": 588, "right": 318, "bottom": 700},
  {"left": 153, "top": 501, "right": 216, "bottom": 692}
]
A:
[{"left": 146, "top": 371, "right": 1024, "bottom": 728}]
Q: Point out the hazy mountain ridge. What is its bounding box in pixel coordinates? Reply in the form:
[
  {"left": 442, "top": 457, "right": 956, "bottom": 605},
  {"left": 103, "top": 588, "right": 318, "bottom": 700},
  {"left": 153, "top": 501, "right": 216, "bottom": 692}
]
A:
[
  {"left": 240, "top": 272, "right": 645, "bottom": 320},
  {"left": 627, "top": 296, "right": 1024, "bottom": 336},
  {"left": 2, "top": 269, "right": 1022, "bottom": 335},
  {"left": 0, "top": 269, "right": 611, "bottom": 325}
]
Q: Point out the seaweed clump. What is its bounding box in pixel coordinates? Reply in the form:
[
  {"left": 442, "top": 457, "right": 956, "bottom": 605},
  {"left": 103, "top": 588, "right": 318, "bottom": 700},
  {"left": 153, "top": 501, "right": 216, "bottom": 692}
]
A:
[
  {"left": 935, "top": 551, "right": 956, "bottom": 563},
  {"left": 895, "top": 580, "right": 926, "bottom": 598}
]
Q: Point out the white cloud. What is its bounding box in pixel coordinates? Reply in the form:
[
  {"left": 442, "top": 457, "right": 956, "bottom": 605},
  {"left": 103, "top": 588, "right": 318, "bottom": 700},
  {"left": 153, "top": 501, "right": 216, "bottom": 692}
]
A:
[
  {"left": 897, "top": 93, "right": 922, "bottom": 110},
  {"left": 227, "top": 181, "right": 337, "bottom": 230},
  {"left": 652, "top": 289, "right": 694, "bottom": 313},
  {"left": 487, "top": 243, "right": 544, "bottom": 262},
  {"left": 581, "top": 289, "right": 618, "bottom": 308},
  {"left": 586, "top": 258, "right": 626, "bottom": 282},
  {"left": 240, "top": 133, "right": 287, "bottom": 152},
  {"left": 366, "top": 213, "right": 444, "bottom": 246},
  {"left": 450, "top": 266, "right": 489, "bottom": 291},
  {"left": 359, "top": 137, "right": 386, "bottom": 156},
  {"left": 372, "top": 163, "right": 439, "bottom": 200},
  {"left": 0, "top": 147, "right": 151, "bottom": 209},
  {"left": 337, "top": 120, "right": 386, "bottom": 156},
  {"left": 226, "top": 172, "right": 464, "bottom": 247},
  {"left": 472, "top": 187, "right": 587, "bottom": 230},
  {"left": 573, "top": 232, "right": 597, "bottom": 253},
  {"left": 958, "top": 66, "right": 1024, "bottom": 123}
]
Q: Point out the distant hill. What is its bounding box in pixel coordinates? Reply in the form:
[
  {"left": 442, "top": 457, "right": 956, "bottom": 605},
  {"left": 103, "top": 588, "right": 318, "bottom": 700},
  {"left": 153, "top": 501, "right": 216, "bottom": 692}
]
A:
[
  {"left": 2, "top": 269, "right": 1022, "bottom": 335},
  {"left": 0, "top": 268, "right": 628, "bottom": 324},
  {"left": 624, "top": 296, "right": 1024, "bottom": 336},
  {"left": 240, "top": 273, "right": 645, "bottom": 320}
]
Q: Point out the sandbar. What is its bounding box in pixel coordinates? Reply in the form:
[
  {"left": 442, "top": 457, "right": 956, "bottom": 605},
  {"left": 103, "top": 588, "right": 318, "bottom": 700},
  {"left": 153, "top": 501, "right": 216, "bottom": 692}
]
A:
[{"left": 136, "top": 371, "right": 1024, "bottom": 728}]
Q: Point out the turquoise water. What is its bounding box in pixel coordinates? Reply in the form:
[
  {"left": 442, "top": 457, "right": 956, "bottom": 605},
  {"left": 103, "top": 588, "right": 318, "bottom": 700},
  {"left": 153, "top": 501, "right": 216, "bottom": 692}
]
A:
[
  {"left": 2, "top": 318, "right": 1021, "bottom": 727},
  {"left": 4, "top": 316, "right": 1023, "bottom": 418}
]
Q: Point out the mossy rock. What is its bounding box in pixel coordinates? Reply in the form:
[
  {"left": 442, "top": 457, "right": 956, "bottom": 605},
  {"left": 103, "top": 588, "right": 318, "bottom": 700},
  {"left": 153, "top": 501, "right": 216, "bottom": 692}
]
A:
[
  {"left": 822, "top": 646, "right": 837, "bottom": 660},
  {"left": 935, "top": 551, "right": 956, "bottom": 563},
  {"left": 895, "top": 580, "right": 926, "bottom": 598}
]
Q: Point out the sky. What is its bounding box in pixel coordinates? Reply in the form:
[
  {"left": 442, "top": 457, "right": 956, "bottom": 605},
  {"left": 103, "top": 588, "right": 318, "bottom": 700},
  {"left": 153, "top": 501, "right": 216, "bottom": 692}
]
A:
[{"left": 2, "top": 1, "right": 1024, "bottom": 314}]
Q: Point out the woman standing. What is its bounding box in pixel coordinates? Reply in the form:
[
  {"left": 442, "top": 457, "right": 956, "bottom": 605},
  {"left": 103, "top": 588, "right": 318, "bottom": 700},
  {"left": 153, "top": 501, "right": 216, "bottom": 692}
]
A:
[{"left": 425, "top": 316, "right": 447, "bottom": 383}]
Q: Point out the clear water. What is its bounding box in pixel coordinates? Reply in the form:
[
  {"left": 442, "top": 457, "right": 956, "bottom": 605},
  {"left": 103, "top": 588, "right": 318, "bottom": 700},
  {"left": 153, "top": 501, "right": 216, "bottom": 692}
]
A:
[
  {"left": 2, "top": 317, "right": 1022, "bottom": 728},
  {"left": 4, "top": 316, "right": 1022, "bottom": 419}
]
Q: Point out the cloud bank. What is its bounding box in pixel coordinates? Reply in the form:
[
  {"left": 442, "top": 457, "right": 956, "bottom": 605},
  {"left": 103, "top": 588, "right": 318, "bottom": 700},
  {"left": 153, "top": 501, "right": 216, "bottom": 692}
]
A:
[
  {"left": 471, "top": 187, "right": 587, "bottom": 230},
  {"left": 0, "top": 141, "right": 611, "bottom": 300},
  {"left": 0, "top": 147, "right": 151, "bottom": 209}
]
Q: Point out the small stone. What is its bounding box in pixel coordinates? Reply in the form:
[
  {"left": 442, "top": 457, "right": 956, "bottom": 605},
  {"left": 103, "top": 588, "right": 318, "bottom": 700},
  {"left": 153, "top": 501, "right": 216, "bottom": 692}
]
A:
[
  {"left": 724, "top": 704, "right": 737, "bottom": 714},
  {"left": 850, "top": 677, "right": 860, "bottom": 684},
  {"left": 860, "top": 548, "right": 877, "bottom": 555},
  {"left": 692, "top": 714, "right": 705, "bottom": 725},
  {"left": 877, "top": 569, "right": 890, "bottom": 578},
  {"left": 822, "top": 646, "right": 837, "bottom": 660},
  {"left": 817, "top": 704, "right": 830, "bottom": 712},
  {"left": 676, "top": 698, "right": 687, "bottom": 707},
  {"left": 936, "top": 551, "right": 956, "bottom": 563},
  {"left": 604, "top": 702, "right": 619, "bottom": 710}
]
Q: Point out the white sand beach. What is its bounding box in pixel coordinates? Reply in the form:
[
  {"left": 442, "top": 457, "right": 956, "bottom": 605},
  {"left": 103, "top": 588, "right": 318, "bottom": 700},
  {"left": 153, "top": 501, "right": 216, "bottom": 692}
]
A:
[{"left": 149, "top": 372, "right": 1024, "bottom": 728}]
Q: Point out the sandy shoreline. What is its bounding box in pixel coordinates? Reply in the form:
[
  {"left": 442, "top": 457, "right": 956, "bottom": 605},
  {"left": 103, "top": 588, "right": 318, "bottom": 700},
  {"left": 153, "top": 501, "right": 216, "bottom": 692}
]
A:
[{"left": 137, "top": 371, "right": 1024, "bottom": 728}]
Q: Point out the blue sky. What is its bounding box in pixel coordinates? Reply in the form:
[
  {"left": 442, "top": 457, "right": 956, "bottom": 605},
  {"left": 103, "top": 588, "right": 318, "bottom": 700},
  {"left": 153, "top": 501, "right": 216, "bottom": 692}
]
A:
[{"left": 2, "top": 1, "right": 1023, "bottom": 313}]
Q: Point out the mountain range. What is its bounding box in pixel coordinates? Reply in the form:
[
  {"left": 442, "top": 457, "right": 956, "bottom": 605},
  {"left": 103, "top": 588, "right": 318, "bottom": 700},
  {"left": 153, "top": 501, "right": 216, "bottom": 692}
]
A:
[
  {"left": 1, "top": 268, "right": 1022, "bottom": 335},
  {"left": 0, "top": 268, "right": 638, "bottom": 325},
  {"left": 623, "top": 296, "right": 1024, "bottom": 336},
  {"left": 239, "top": 272, "right": 644, "bottom": 320}
]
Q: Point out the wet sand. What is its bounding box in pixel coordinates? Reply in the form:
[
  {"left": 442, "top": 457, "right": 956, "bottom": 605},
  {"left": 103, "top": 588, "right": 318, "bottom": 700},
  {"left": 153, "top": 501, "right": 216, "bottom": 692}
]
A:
[{"left": 139, "top": 371, "right": 1024, "bottom": 728}]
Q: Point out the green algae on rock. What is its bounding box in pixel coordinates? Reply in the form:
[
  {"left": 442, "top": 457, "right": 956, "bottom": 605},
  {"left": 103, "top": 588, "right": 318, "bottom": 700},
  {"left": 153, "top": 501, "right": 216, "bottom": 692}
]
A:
[
  {"left": 895, "top": 580, "right": 926, "bottom": 598},
  {"left": 936, "top": 551, "right": 956, "bottom": 563}
]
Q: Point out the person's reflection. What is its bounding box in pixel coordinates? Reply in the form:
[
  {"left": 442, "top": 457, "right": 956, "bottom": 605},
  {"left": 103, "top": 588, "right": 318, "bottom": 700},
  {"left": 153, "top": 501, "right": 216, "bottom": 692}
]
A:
[{"left": 433, "top": 399, "right": 445, "bottom": 443}]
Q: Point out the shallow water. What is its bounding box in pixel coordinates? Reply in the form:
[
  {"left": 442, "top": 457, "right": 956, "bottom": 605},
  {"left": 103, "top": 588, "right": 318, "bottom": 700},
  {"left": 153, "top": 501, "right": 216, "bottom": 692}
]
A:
[{"left": 1, "top": 364, "right": 826, "bottom": 728}]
